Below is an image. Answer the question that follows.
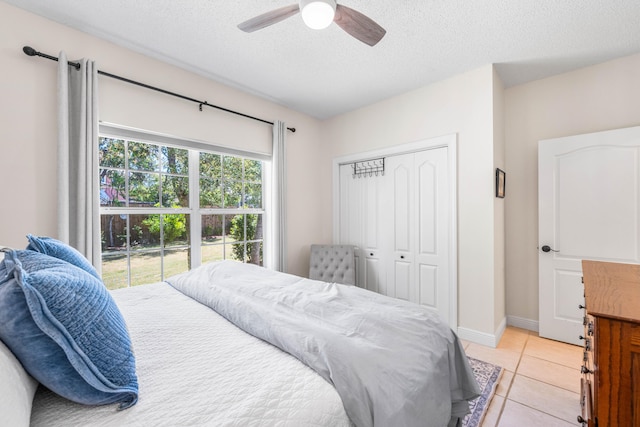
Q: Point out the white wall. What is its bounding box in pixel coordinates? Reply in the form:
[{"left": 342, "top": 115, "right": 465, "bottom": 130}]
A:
[
  {"left": 18, "top": 0, "right": 640, "bottom": 341},
  {"left": 321, "top": 65, "right": 504, "bottom": 339},
  {"left": 0, "top": 1, "right": 323, "bottom": 277},
  {"left": 504, "top": 53, "right": 640, "bottom": 327},
  {"left": 493, "top": 68, "right": 506, "bottom": 333}
]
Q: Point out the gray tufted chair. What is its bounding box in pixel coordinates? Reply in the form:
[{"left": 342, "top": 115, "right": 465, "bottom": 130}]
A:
[{"left": 308, "top": 244, "right": 356, "bottom": 285}]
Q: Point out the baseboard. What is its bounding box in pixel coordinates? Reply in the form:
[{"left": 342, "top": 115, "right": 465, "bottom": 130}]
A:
[
  {"left": 459, "top": 317, "right": 539, "bottom": 347},
  {"left": 457, "top": 317, "right": 506, "bottom": 348},
  {"left": 506, "top": 315, "right": 539, "bottom": 333}
]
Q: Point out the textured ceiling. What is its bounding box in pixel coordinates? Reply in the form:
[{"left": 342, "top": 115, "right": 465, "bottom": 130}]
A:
[{"left": 6, "top": 0, "right": 640, "bottom": 119}]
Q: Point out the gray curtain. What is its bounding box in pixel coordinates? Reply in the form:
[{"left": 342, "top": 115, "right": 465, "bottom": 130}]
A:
[
  {"left": 272, "top": 120, "right": 287, "bottom": 272},
  {"left": 57, "top": 52, "right": 101, "bottom": 274}
]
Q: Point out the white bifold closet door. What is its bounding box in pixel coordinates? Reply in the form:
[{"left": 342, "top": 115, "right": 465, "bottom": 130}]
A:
[{"left": 338, "top": 147, "right": 450, "bottom": 323}]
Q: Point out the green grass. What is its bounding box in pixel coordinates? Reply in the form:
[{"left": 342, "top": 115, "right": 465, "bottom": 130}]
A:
[{"left": 102, "top": 242, "right": 237, "bottom": 290}]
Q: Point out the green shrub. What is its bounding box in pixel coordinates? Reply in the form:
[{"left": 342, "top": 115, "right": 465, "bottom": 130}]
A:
[{"left": 143, "top": 211, "right": 186, "bottom": 244}]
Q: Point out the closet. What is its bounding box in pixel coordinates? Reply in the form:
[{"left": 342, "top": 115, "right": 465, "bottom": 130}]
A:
[{"left": 336, "top": 141, "right": 453, "bottom": 325}]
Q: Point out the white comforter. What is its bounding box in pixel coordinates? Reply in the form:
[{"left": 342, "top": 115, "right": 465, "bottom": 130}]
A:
[
  {"left": 168, "top": 261, "right": 480, "bottom": 427},
  {"left": 30, "top": 282, "right": 352, "bottom": 427}
]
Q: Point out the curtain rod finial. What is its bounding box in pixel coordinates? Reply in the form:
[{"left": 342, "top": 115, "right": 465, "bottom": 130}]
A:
[{"left": 23, "top": 46, "right": 37, "bottom": 56}]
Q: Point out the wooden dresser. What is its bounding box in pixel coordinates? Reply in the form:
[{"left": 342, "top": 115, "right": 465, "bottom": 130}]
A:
[{"left": 580, "top": 260, "right": 640, "bottom": 427}]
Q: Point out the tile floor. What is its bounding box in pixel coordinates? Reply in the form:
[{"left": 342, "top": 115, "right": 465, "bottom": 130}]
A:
[{"left": 462, "top": 326, "right": 583, "bottom": 427}]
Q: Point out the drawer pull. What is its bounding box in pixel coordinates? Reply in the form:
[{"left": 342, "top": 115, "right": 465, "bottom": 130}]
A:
[
  {"left": 579, "top": 304, "right": 586, "bottom": 310},
  {"left": 577, "top": 415, "right": 587, "bottom": 425},
  {"left": 581, "top": 366, "right": 593, "bottom": 374}
]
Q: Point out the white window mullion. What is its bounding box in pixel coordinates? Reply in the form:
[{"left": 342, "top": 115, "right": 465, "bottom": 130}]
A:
[
  {"left": 159, "top": 214, "right": 165, "bottom": 281},
  {"left": 156, "top": 144, "right": 163, "bottom": 209},
  {"left": 243, "top": 213, "right": 248, "bottom": 262},
  {"left": 242, "top": 160, "right": 246, "bottom": 209},
  {"left": 126, "top": 214, "right": 131, "bottom": 287},
  {"left": 263, "top": 160, "right": 273, "bottom": 269},
  {"left": 189, "top": 150, "right": 201, "bottom": 270},
  {"left": 125, "top": 140, "right": 130, "bottom": 208},
  {"left": 124, "top": 141, "right": 131, "bottom": 286}
]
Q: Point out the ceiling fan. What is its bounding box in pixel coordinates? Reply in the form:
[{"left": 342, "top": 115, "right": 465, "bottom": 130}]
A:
[{"left": 238, "top": 0, "right": 386, "bottom": 47}]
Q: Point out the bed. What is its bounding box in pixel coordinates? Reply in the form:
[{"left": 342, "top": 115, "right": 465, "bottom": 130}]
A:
[{"left": 0, "top": 240, "right": 480, "bottom": 427}]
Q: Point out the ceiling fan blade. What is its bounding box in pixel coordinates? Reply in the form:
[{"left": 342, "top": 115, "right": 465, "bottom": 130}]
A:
[
  {"left": 238, "top": 4, "right": 300, "bottom": 33},
  {"left": 334, "top": 4, "right": 386, "bottom": 46}
]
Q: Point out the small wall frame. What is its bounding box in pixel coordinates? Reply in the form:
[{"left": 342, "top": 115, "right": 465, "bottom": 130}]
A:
[{"left": 496, "top": 168, "right": 506, "bottom": 198}]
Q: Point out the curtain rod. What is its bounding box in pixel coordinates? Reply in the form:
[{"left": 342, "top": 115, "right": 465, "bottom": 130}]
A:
[{"left": 22, "top": 46, "right": 295, "bottom": 133}]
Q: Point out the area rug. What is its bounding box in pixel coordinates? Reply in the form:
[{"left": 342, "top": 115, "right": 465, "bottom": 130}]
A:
[{"left": 462, "top": 357, "right": 504, "bottom": 427}]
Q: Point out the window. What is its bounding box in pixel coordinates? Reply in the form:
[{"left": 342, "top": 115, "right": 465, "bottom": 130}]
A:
[
  {"left": 199, "top": 153, "right": 264, "bottom": 266},
  {"left": 99, "top": 133, "right": 266, "bottom": 290}
]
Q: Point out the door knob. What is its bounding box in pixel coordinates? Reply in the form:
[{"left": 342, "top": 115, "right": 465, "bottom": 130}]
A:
[{"left": 540, "top": 245, "right": 559, "bottom": 253}]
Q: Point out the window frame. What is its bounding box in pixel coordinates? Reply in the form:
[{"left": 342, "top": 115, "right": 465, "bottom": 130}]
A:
[{"left": 99, "top": 123, "right": 270, "bottom": 288}]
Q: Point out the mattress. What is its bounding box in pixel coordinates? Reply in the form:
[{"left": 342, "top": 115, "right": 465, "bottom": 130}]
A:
[{"left": 30, "top": 282, "right": 353, "bottom": 427}]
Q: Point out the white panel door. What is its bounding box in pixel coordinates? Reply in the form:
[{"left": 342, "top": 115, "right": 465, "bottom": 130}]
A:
[
  {"left": 539, "top": 126, "right": 640, "bottom": 344},
  {"left": 338, "top": 146, "right": 451, "bottom": 324},
  {"left": 415, "top": 148, "right": 449, "bottom": 316},
  {"left": 385, "top": 153, "right": 415, "bottom": 301},
  {"left": 339, "top": 164, "right": 385, "bottom": 293},
  {"left": 363, "top": 169, "right": 385, "bottom": 294}
]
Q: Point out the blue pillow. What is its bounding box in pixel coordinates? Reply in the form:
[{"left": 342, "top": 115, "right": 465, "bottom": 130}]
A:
[
  {"left": 0, "top": 250, "right": 138, "bottom": 409},
  {"left": 26, "top": 234, "right": 100, "bottom": 279}
]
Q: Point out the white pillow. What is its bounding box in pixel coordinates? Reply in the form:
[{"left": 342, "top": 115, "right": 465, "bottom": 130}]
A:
[{"left": 0, "top": 339, "right": 38, "bottom": 427}]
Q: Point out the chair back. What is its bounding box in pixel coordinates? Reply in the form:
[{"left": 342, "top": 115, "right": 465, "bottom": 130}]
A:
[{"left": 309, "top": 244, "right": 356, "bottom": 285}]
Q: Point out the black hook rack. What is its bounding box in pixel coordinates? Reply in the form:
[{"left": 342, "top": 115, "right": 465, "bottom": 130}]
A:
[{"left": 352, "top": 158, "right": 385, "bottom": 178}]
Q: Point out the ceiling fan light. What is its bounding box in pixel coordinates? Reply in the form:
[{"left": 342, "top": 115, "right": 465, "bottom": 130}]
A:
[{"left": 300, "top": 0, "right": 336, "bottom": 30}]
